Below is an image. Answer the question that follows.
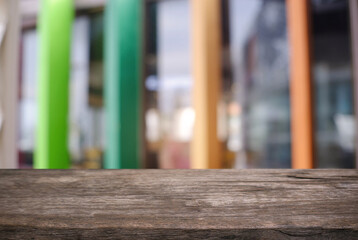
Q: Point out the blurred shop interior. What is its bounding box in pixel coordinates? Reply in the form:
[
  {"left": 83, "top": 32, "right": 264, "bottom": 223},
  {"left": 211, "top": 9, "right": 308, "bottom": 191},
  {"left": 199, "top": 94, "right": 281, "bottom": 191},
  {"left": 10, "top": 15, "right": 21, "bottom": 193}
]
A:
[{"left": 0, "top": 0, "right": 357, "bottom": 169}]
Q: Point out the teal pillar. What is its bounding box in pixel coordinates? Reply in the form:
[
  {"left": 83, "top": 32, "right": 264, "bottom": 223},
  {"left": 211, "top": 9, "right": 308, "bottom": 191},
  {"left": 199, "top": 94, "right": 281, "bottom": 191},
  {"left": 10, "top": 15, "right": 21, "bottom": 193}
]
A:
[
  {"left": 35, "top": 0, "right": 74, "bottom": 169},
  {"left": 104, "top": 0, "right": 142, "bottom": 169}
]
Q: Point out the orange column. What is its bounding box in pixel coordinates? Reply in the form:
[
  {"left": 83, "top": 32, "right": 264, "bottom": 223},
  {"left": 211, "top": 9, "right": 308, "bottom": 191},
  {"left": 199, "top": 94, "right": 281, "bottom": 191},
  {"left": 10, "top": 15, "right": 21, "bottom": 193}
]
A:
[
  {"left": 190, "top": 0, "right": 222, "bottom": 169},
  {"left": 286, "top": 0, "right": 314, "bottom": 169}
]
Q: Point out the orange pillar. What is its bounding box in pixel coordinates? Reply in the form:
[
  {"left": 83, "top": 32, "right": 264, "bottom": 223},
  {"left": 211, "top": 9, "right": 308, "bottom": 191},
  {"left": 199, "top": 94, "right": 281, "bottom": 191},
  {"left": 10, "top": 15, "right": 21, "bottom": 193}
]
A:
[
  {"left": 190, "top": 0, "right": 222, "bottom": 169},
  {"left": 286, "top": 0, "right": 313, "bottom": 169}
]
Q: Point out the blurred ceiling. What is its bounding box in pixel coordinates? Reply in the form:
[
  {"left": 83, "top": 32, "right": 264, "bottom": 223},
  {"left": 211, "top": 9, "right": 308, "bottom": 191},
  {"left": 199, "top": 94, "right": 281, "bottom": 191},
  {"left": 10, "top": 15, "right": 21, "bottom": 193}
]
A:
[
  {"left": 20, "top": 0, "right": 106, "bottom": 18},
  {"left": 19, "top": 0, "right": 106, "bottom": 28}
]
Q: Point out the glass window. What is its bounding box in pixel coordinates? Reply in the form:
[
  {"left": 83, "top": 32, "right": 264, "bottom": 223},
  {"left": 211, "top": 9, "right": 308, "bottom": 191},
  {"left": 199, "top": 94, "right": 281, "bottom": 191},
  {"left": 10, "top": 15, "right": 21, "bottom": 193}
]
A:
[
  {"left": 311, "top": 0, "right": 355, "bottom": 168},
  {"left": 225, "top": 0, "right": 291, "bottom": 168},
  {"left": 144, "top": 0, "right": 193, "bottom": 168}
]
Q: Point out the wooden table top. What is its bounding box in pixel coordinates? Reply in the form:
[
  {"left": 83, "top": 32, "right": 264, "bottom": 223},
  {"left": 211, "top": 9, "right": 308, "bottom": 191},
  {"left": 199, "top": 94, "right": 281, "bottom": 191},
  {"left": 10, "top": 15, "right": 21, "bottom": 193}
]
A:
[{"left": 0, "top": 169, "right": 357, "bottom": 239}]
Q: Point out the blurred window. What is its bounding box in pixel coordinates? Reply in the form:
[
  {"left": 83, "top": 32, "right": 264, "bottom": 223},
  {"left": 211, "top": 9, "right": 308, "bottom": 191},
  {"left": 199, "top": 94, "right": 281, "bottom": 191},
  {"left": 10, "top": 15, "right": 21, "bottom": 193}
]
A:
[
  {"left": 144, "top": 0, "right": 193, "bottom": 168},
  {"left": 311, "top": 0, "right": 355, "bottom": 168},
  {"left": 18, "top": 29, "right": 37, "bottom": 168},
  {"left": 225, "top": 0, "right": 291, "bottom": 168},
  {"left": 70, "top": 12, "right": 105, "bottom": 169}
]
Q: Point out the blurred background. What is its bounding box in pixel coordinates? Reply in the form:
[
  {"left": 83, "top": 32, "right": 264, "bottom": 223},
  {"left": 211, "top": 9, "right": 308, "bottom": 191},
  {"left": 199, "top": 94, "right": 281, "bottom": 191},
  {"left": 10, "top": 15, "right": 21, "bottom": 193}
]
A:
[{"left": 0, "top": 0, "right": 357, "bottom": 169}]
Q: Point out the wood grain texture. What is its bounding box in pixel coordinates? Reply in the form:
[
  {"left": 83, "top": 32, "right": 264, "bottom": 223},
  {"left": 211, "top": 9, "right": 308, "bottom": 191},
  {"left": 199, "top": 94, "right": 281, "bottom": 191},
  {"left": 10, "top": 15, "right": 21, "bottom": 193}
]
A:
[{"left": 0, "top": 170, "right": 357, "bottom": 239}]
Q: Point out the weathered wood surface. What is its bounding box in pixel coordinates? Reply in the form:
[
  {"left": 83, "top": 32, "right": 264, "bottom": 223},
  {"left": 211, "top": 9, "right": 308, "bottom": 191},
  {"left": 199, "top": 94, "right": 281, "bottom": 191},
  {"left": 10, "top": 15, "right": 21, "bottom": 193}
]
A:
[{"left": 0, "top": 170, "right": 357, "bottom": 239}]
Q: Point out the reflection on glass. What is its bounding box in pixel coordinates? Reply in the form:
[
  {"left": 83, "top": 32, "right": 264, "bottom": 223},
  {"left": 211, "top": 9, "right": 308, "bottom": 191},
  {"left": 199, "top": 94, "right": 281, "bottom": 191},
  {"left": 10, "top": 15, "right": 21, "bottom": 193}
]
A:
[
  {"left": 311, "top": 0, "right": 355, "bottom": 168},
  {"left": 227, "top": 0, "right": 291, "bottom": 168},
  {"left": 144, "top": 0, "right": 192, "bottom": 168}
]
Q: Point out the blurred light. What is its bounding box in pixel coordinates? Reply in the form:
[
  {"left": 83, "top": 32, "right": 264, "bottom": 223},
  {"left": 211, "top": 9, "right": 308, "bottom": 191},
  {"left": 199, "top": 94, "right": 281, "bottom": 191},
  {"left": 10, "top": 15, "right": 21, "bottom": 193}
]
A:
[{"left": 145, "top": 75, "right": 159, "bottom": 91}]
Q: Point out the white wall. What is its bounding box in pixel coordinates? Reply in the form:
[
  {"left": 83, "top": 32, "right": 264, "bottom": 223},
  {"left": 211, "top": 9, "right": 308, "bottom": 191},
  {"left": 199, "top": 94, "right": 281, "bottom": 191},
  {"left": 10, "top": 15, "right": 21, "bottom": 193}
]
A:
[{"left": 0, "top": 0, "right": 20, "bottom": 168}]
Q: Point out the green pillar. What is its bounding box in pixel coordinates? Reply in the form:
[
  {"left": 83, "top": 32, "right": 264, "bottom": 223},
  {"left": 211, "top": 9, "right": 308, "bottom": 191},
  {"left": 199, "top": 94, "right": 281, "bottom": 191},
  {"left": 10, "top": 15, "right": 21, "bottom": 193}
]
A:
[
  {"left": 104, "top": 0, "right": 142, "bottom": 169},
  {"left": 35, "top": 0, "right": 74, "bottom": 169}
]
